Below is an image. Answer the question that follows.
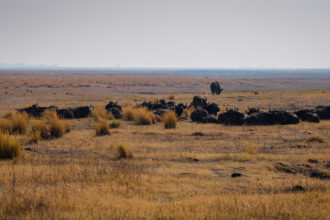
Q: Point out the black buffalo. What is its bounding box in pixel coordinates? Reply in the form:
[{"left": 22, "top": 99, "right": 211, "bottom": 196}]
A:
[
  {"left": 16, "top": 104, "right": 57, "bottom": 117},
  {"left": 246, "top": 110, "right": 299, "bottom": 125},
  {"left": 57, "top": 106, "right": 92, "bottom": 119},
  {"left": 295, "top": 110, "right": 319, "bottom": 123},
  {"left": 72, "top": 106, "right": 92, "bottom": 118},
  {"left": 192, "top": 96, "right": 208, "bottom": 108},
  {"left": 191, "top": 107, "right": 209, "bottom": 123},
  {"left": 210, "top": 81, "right": 223, "bottom": 95},
  {"left": 105, "top": 101, "right": 122, "bottom": 119},
  {"left": 316, "top": 106, "right": 330, "bottom": 120},
  {"left": 218, "top": 109, "right": 245, "bottom": 125},
  {"left": 203, "top": 103, "right": 220, "bottom": 115},
  {"left": 246, "top": 108, "right": 260, "bottom": 115},
  {"left": 175, "top": 103, "right": 187, "bottom": 117}
]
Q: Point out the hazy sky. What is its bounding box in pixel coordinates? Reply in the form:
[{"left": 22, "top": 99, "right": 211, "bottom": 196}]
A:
[{"left": 0, "top": 0, "right": 329, "bottom": 68}]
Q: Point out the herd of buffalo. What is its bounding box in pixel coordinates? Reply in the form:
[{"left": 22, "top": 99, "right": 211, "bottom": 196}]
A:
[{"left": 16, "top": 95, "right": 330, "bottom": 126}]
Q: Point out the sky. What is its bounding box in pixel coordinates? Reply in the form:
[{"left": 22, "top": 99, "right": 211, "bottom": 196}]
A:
[{"left": 0, "top": 0, "right": 330, "bottom": 69}]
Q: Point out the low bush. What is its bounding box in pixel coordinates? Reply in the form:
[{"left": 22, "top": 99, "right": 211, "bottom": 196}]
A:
[
  {"left": 163, "top": 111, "right": 177, "bottom": 129},
  {"left": 0, "top": 118, "right": 13, "bottom": 134},
  {"left": 116, "top": 144, "right": 133, "bottom": 159},
  {"left": 95, "top": 119, "right": 110, "bottom": 136},
  {"left": 28, "top": 129, "right": 41, "bottom": 144},
  {"left": 122, "top": 107, "right": 135, "bottom": 121},
  {"left": 133, "top": 108, "right": 156, "bottom": 125},
  {"left": 49, "top": 120, "right": 65, "bottom": 138},
  {"left": 29, "top": 119, "right": 49, "bottom": 139},
  {"left": 2, "top": 112, "right": 28, "bottom": 134},
  {"left": 42, "top": 110, "right": 70, "bottom": 138},
  {"left": 168, "top": 93, "right": 175, "bottom": 100},
  {"left": 110, "top": 120, "right": 121, "bottom": 128},
  {"left": 62, "top": 120, "right": 72, "bottom": 133},
  {"left": 93, "top": 107, "right": 113, "bottom": 121},
  {"left": 0, "top": 133, "right": 21, "bottom": 159},
  {"left": 43, "top": 110, "right": 58, "bottom": 123}
]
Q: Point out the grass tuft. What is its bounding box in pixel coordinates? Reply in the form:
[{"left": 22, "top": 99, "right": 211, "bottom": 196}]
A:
[
  {"left": 246, "top": 143, "right": 257, "bottom": 154},
  {"left": 95, "top": 119, "right": 110, "bottom": 136},
  {"left": 1, "top": 112, "right": 28, "bottom": 135},
  {"left": 133, "top": 107, "right": 156, "bottom": 125},
  {"left": 116, "top": 144, "right": 133, "bottom": 159},
  {"left": 0, "top": 132, "right": 21, "bottom": 159},
  {"left": 93, "top": 106, "right": 113, "bottom": 121},
  {"left": 122, "top": 107, "right": 135, "bottom": 121},
  {"left": 168, "top": 93, "right": 175, "bottom": 100},
  {"left": 162, "top": 111, "right": 177, "bottom": 129},
  {"left": 49, "top": 120, "right": 65, "bottom": 138},
  {"left": 42, "top": 110, "right": 70, "bottom": 138},
  {"left": 0, "top": 118, "right": 13, "bottom": 134},
  {"left": 110, "top": 120, "right": 121, "bottom": 128}
]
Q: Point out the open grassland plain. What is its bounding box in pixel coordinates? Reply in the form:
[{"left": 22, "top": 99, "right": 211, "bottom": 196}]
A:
[{"left": 0, "top": 71, "right": 329, "bottom": 219}]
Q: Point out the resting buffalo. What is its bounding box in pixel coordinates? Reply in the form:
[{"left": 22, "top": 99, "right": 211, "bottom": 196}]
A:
[
  {"left": 203, "top": 103, "right": 220, "bottom": 115},
  {"left": 72, "top": 106, "right": 92, "bottom": 118},
  {"left": 316, "top": 106, "right": 330, "bottom": 120},
  {"left": 295, "top": 110, "right": 319, "bottom": 123},
  {"left": 56, "top": 108, "right": 74, "bottom": 119},
  {"left": 218, "top": 109, "right": 245, "bottom": 125},
  {"left": 57, "top": 106, "right": 92, "bottom": 119},
  {"left": 16, "top": 104, "right": 57, "bottom": 117},
  {"left": 246, "top": 108, "right": 260, "bottom": 115},
  {"left": 191, "top": 107, "right": 209, "bottom": 123},
  {"left": 246, "top": 110, "right": 299, "bottom": 125},
  {"left": 210, "top": 81, "right": 223, "bottom": 95}
]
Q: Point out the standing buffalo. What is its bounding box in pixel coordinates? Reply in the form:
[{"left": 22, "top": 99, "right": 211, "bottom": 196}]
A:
[{"left": 210, "top": 81, "right": 223, "bottom": 95}]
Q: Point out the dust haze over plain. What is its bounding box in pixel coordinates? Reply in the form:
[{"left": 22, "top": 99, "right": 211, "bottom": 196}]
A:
[{"left": 0, "top": 0, "right": 329, "bottom": 69}]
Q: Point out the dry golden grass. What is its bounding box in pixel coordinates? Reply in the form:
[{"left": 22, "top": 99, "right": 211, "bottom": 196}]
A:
[
  {"left": 246, "top": 143, "right": 257, "bottom": 155},
  {"left": 0, "top": 132, "right": 20, "bottom": 159},
  {"left": 109, "top": 119, "right": 121, "bottom": 128},
  {"left": 62, "top": 120, "right": 71, "bottom": 133},
  {"left": 93, "top": 106, "right": 114, "bottom": 121},
  {"left": 133, "top": 107, "right": 156, "bottom": 125},
  {"left": 122, "top": 106, "right": 135, "bottom": 121},
  {"left": 1, "top": 112, "right": 28, "bottom": 135},
  {"left": 162, "top": 111, "right": 177, "bottom": 129},
  {"left": 95, "top": 119, "right": 110, "bottom": 136},
  {"left": 0, "top": 74, "right": 330, "bottom": 219},
  {"left": 0, "top": 118, "right": 13, "bottom": 134},
  {"left": 115, "top": 144, "right": 133, "bottom": 159},
  {"left": 180, "top": 108, "right": 189, "bottom": 119},
  {"left": 200, "top": 88, "right": 207, "bottom": 95},
  {"left": 168, "top": 93, "right": 175, "bottom": 100},
  {"left": 29, "top": 119, "right": 49, "bottom": 139},
  {"left": 41, "top": 110, "right": 71, "bottom": 138},
  {"left": 305, "top": 135, "right": 325, "bottom": 143}
]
